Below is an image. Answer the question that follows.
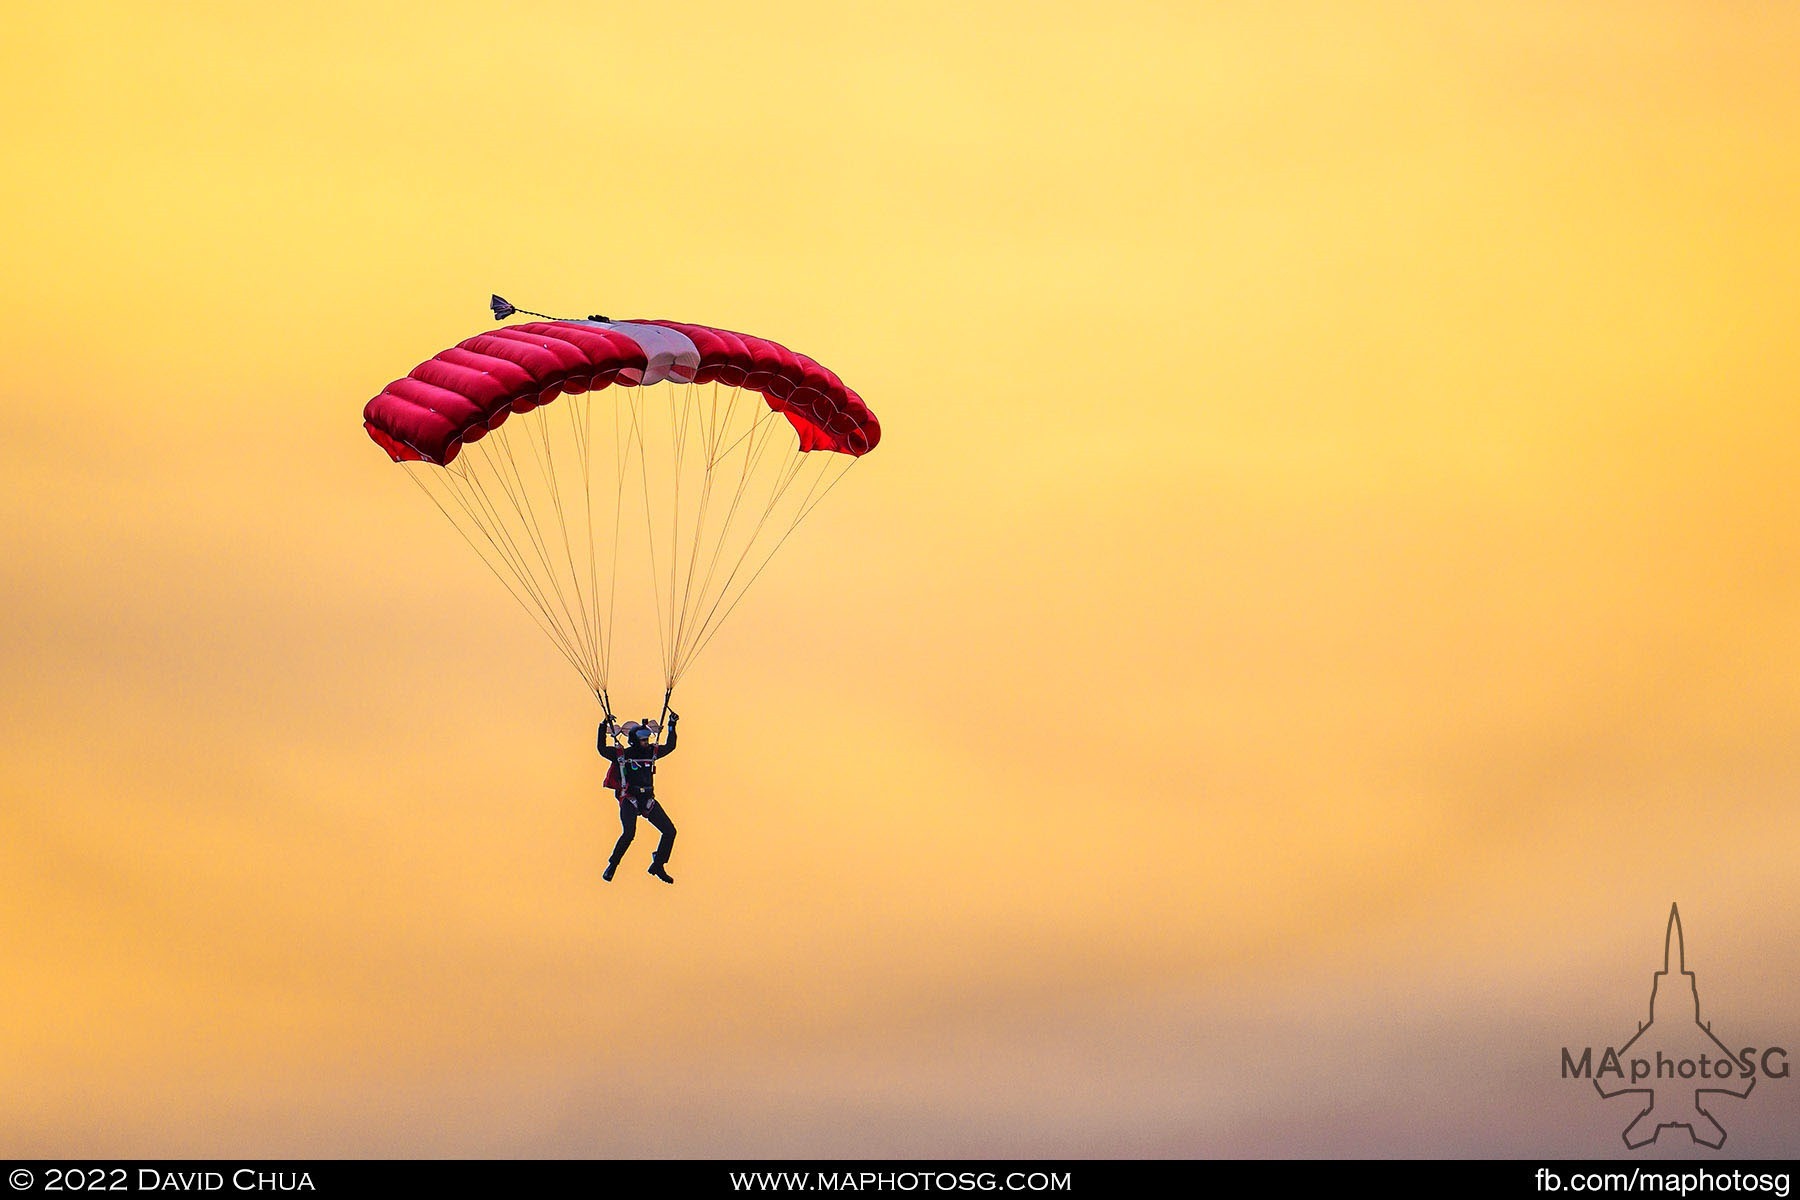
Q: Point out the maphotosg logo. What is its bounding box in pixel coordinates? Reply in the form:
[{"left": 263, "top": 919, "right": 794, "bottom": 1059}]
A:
[{"left": 1561, "top": 904, "right": 1788, "bottom": 1149}]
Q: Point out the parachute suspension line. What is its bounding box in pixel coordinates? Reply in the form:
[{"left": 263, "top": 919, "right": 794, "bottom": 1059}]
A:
[
  {"left": 439, "top": 454, "right": 571, "bottom": 650},
  {"left": 650, "top": 382, "right": 709, "bottom": 694},
  {"left": 674, "top": 387, "right": 709, "bottom": 672},
  {"left": 676, "top": 388, "right": 705, "bottom": 642},
  {"left": 669, "top": 459, "right": 807, "bottom": 684},
  {"left": 434, "top": 460, "right": 573, "bottom": 658},
  {"left": 522, "top": 402, "right": 601, "bottom": 685},
  {"left": 670, "top": 382, "right": 723, "bottom": 682},
  {"left": 666, "top": 402, "right": 792, "bottom": 680},
  {"left": 574, "top": 390, "right": 608, "bottom": 698},
  {"left": 664, "top": 385, "right": 695, "bottom": 688},
  {"left": 574, "top": 390, "right": 608, "bottom": 692},
  {"left": 479, "top": 425, "right": 597, "bottom": 685},
  {"left": 450, "top": 449, "right": 598, "bottom": 689},
  {"left": 508, "top": 417, "right": 600, "bottom": 681},
  {"left": 669, "top": 383, "right": 726, "bottom": 686},
  {"left": 669, "top": 425, "right": 809, "bottom": 677},
  {"left": 472, "top": 430, "right": 569, "bottom": 642},
  {"left": 790, "top": 445, "right": 857, "bottom": 526},
  {"left": 454, "top": 431, "right": 601, "bottom": 693},
  {"left": 602, "top": 391, "right": 632, "bottom": 689},
  {"left": 626, "top": 388, "right": 674, "bottom": 691},
  {"left": 437, "top": 467, "right": 568, "bottom": 654},
  {"left": 671, "top": 399, "right": 788, "bottom": 660},
  {"left": 566, "top": 390, "right": 602, "bottom": 692},
  {"left": 403, "top": 466, "right": 595, "bottom": 688},
  {"left": 671, "top": 383, "right": 757, "bottom": 653},
  {"left": 677, "top": 452, "right": 857, "bottom": 683},
  {"left": 709, "top": 389, "right": 792, "bottom": 463}
]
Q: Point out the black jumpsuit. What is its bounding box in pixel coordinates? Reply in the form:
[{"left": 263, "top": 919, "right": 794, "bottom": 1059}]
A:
[{"left": 598, "top": 724, "right": 678, "bottom": 870}]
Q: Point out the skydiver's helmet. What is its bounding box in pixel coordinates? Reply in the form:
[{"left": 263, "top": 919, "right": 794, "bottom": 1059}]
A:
[{"left": 626, "top": 720, "right": 656, "bottom": 746}]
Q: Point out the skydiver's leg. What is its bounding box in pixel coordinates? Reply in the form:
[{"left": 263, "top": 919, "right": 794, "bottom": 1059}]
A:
[
  {"left": 644, "top": 801, "right": 676, "bottom": 882},
  {"left": 644, "top": 802, "right": 676, "bottom": 864},
  {"left": 605, "top": 805, "right": 638, "bottom": 880}
]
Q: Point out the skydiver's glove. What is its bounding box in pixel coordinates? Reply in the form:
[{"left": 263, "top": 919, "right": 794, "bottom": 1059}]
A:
[{"left": 668, "top": 711, "right": 680, "bottom": 726}]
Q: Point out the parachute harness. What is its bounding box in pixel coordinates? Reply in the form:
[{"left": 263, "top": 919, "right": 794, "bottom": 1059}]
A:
[{"left": 599, "top": 703, "right": 672, "bottom": 812}]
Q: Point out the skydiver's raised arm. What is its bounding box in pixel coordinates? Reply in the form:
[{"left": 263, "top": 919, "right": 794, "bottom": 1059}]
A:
[
  {"left": 598, "top": 722, "right": 620, "bottom": 760},
  {"left": 655, "top": 714, "right": 679, "bottom": 758}
]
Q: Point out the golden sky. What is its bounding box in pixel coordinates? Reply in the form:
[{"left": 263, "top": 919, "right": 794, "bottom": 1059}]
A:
[{"left": 4, "top": 0, "right": 1799, "bottom": 1157}]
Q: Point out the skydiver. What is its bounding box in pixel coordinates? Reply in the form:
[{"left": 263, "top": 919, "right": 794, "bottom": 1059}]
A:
[{"left": 597, "top": 711, "right": 680, "bottom": 884}]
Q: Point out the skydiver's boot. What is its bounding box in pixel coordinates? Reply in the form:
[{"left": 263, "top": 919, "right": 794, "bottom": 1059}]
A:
[
  {"left": 603, "top": 859, "right": 618, "bottom": 882},
  {"left": 648, "top": 861, "right": 674, "bottom": 884}
]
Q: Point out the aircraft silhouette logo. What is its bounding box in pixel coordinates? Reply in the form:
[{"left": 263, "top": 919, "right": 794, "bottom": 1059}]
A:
[{"left": 1570, "top": 905, "right": 1767, "bottom": 1149}]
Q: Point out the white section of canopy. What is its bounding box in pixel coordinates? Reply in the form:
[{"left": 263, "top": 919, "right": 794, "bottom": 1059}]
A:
[{"left": 577, "top": 320, "right": 700, "bottom": 386}]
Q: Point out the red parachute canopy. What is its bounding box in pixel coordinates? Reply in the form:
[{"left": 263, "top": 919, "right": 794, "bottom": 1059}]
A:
[
  {"left": 363, "top": 319, "right": 880, "bottom": 466},
  {"left": 362, "top": 311, "right": 878, "bottom": 705}
]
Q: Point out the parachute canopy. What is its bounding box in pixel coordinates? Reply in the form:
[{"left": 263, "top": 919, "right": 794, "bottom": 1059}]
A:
[
  {"left": 364, "top": 319, "right": 879, "bottom": 466},
  {"left": 364, "top": 312, "right": 878, "bottom": 707}
]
